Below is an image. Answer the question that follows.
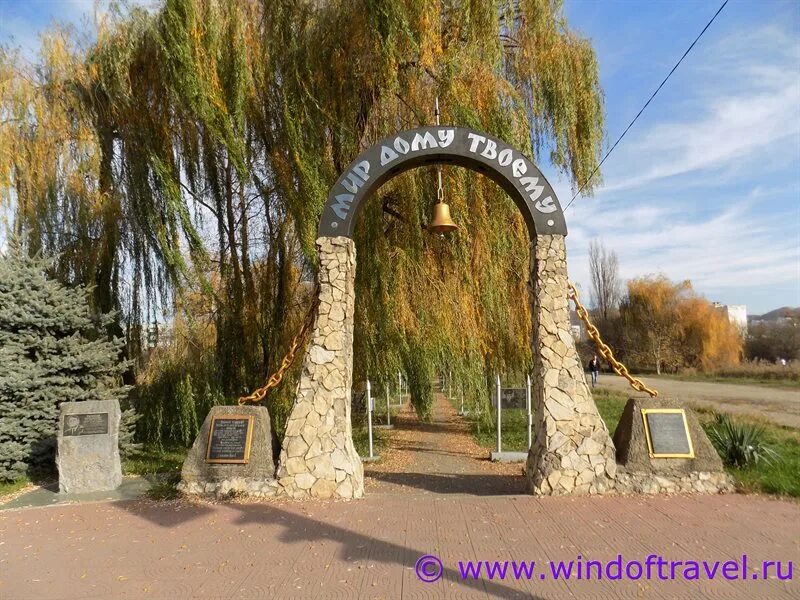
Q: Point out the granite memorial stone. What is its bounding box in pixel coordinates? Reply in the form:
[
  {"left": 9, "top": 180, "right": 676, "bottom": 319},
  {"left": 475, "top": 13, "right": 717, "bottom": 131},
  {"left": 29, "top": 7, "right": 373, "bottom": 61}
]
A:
[
  {"left": 613, "top": 397, "right": 732, "bottom": 494},
  {"left": 57, "top": 399, "right": 122, "bottom": 494},
  {"left": 178, "top": 405, "right": 278, "bottom": 498}
]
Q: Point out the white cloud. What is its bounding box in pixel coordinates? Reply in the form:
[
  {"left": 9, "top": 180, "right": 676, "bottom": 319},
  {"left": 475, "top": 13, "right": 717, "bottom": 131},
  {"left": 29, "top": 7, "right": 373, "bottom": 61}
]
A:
[
  {"left": 566, "top": 197, "right": 800, "bottom": 309},
  {"left": 0, "top": 1, "right": 157, "bottom": 60},
  {"left": 583, "top": 21, "right": 800, "bottom": 193},
  {"left": 601, "top": 76, "right": 799, "bottom": 192},
  {"left": 560, "top": 21, "right": 800, "bottom": 313}
]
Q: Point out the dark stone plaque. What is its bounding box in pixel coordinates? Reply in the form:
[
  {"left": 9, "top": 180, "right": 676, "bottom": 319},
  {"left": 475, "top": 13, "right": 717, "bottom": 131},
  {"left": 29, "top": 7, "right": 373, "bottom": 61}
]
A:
[
  {"left": 642, "top": 410, "right": 694, "bottom": 458},
  {"left": 496, "top": 388, "right": 527, "bottom": 410},
  {"left": 206, "top": 416, "right": 254, "bottom": 464},
  {"left": 62, "top": 413, "right": 109, "bottom": 436}
]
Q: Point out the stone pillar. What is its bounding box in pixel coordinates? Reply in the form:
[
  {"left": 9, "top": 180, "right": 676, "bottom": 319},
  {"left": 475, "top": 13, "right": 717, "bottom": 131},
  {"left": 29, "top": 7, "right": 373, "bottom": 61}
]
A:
[
  {"left": 525, "top": 235, "right": 617, "bottom": 495},
  {"left": 276, "top": 236, "right": 364, "bottom": 499}
]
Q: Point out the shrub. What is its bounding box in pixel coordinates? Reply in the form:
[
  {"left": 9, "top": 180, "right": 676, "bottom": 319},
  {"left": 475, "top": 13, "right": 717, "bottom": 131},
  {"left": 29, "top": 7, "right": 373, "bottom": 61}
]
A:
[
  {"left": 0, "top": 243, "right": 133, "bottom": 481},
  {"left": 707, "top": 414, "right": 780, "bottom": 468}
]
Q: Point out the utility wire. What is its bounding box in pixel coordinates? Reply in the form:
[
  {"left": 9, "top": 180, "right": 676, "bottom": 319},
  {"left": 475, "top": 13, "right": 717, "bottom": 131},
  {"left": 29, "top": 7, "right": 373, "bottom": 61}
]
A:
[{"left": 564, "top": 0, "right": 729, "bottom": 211}]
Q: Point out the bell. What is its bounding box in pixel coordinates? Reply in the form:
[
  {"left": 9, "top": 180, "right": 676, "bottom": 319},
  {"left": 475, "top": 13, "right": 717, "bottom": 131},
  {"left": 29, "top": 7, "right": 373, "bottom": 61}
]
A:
[{"left": 428, "top": 202, "right": 458, "bottom": 234}]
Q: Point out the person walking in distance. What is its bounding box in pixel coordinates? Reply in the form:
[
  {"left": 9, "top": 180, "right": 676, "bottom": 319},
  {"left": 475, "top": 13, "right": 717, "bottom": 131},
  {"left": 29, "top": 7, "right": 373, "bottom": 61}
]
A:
[{"left": 589, "top": 355, "right": 600, "bottom": 387}]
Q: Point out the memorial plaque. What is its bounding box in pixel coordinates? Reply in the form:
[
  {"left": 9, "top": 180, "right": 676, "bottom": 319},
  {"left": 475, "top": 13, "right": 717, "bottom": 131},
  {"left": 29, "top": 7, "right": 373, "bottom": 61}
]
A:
[
  {"left": 641, "top": 409, "right": 694, "bottom": 458},
  {"left": 206, "top": 415, "right": 254, "bottom": 464},
  {"left": 494, "top": 388, "right": 527, "bottom": 410},
  {"left": 62, "top": 413, "right": 109, "bottom": 437}
]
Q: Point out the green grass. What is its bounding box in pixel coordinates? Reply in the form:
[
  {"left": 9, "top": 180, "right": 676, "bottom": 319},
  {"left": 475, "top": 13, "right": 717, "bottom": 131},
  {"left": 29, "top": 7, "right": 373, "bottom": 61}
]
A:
[
  {"left": 464, "top": 387, "right": 630, "bottom": 453},
  {"left": 695, "top": 413, "right": 800, "bottom": 498},
  {"left": 727, "top": 428, "right": 800, "bottom": 497},
  {"left": 350, "top": 401, "right": 400, "bottom": 459},
  {"left": 460, "top": 385, "right": 800, "bottom": 498},
  {"left": 472, "top": 409, "right": 530, "bottom": 452},
  {"left": 123, "top": 445, "right": 187, "bottom": 477},
  {"left": 123, "top": 444, "right": 188, "bottom": 501},
  {"left": 352, "top": 421, "right": 388, "bottom": 458},
  {"left": 592, "top": 387, "right": 628, "bottom": 436},
  {"left": 0, "top": 477, "right": 31, "bottom": 499}
]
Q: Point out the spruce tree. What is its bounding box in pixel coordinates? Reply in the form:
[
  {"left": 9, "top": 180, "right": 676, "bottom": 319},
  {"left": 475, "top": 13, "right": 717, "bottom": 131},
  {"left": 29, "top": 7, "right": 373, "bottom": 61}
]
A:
[{"left": 0, "top": 242, "right": 132, "bottom": 481}]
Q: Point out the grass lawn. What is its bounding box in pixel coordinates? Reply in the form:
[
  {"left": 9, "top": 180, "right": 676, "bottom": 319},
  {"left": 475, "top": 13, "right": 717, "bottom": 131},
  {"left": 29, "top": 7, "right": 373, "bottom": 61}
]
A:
[
  {"left": 462, "top": 385, "right": 800, "bottom": 499},
  {"left": 466, "top": 387, "right": 629, "bottom": 453},
  {"left": 122, "top": 444, "right": 188, "bottom": 500},
  {"left": 352, "top": 412, "right": 393, "bottom": 458},
  {"left": 124, "top": 444, "right": 187, "bottom": 477},
  {"left": 0, "top": 477, "right": 31, "bottom": 498},
  {"left": 729, "top": 426, "right": 800, "bottom": 497}
]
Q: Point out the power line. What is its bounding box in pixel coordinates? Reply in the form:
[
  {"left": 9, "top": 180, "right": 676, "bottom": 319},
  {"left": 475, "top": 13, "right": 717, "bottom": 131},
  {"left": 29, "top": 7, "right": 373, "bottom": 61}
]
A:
[{"left": 564, "top": 0, "right": 729, "bottom": 211}]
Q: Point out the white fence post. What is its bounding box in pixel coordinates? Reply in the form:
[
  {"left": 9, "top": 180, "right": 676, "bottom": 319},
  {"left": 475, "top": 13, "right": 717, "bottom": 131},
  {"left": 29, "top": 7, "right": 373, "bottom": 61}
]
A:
[
  {"left": 496, "top": 374, "right": 502, "bottom": 454},
  {"left": 448, "top": 370, "right": 452, "bottom": 400},
  {"left": 526, "top": 374, "right": 533, "bottom": 451},
  {"left": 385, "top": 384, "right": 390, "bottom": 426},
  {"left": 367, "top": 379, "right": 374, "bottom": 459}
]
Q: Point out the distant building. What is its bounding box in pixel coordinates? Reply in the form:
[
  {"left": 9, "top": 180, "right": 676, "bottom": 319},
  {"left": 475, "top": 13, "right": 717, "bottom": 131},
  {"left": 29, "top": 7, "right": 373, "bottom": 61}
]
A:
[{"left": 713, "top": 302, "right": 747, "bottom": 335}]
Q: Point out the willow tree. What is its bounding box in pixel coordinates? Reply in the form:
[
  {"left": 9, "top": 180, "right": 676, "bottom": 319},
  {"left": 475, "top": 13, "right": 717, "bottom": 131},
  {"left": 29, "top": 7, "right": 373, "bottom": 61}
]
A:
[{"left": 0, "top": 0, "right": 603, "bottom": 432}]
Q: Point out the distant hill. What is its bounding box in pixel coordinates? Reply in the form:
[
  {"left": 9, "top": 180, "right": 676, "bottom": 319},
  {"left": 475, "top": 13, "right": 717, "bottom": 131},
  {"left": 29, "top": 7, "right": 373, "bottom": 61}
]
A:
[{"left": 749, "top": 307, "right": 800, "bottom": 322}]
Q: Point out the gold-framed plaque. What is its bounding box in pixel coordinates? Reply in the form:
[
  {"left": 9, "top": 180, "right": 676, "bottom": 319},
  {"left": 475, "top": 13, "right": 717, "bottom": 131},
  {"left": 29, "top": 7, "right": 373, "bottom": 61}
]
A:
[
  {"left": 641, "top": 408, "right": 695, "bottom": 459},
  {"left": 205, "top": 415, "right": 254, "bottom": 464}
]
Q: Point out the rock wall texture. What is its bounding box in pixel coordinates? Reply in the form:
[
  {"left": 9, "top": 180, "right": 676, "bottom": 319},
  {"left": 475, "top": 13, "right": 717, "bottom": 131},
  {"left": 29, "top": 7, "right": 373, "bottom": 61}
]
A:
[
  {"left": 275, "top": 236, "right": 364, "bottom": 499},
  {"left": 525, "top": 235, "right": 617, "bottom": 496},
  {"left": 615, "top": 469, "right": 733, "bottom": 495}
]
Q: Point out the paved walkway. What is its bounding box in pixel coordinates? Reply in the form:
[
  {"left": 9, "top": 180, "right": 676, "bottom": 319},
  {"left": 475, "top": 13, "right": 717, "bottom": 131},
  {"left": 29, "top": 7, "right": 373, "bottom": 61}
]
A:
[
  {"left": 0, "top": 477, "right": 152, "bottom": 511},
  {"left": 598, "top": 376, "right": 800, "bottom": 428},
  {"left": 1, "top": 395, "right": 797, "bottom": 599},
  {"left": 364, "top": 394, "right": 525, "bottom": 496}
]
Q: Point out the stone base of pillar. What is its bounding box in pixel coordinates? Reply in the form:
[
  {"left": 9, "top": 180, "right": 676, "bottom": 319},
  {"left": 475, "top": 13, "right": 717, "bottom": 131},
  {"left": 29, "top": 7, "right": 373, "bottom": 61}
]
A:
[
  {"left": 525, "top": 411, "right": 617, "bottom": 496},
  {"left": 275, "top": 237, "right": 364, "bottom": 499},
  {"left": 276, "top": 397, "right": 365, "bottom": 499},
  {"left": 525, "top": 234, "right": 617, "bottom": 496}
]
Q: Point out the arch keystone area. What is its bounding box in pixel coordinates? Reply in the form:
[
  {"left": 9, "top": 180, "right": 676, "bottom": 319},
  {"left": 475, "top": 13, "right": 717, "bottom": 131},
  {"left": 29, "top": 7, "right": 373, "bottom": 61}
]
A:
[{"left": 276, "top": 127, "right": 616, "bottom": 499}]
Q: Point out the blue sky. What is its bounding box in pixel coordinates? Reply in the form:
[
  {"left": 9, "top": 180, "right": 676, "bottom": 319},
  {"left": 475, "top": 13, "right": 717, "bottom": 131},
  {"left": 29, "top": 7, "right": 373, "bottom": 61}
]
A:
[
  {"left": 552, "top": 0, "right": 800, "bottom": 315},
  {"left": 1, "top": 0, "right": 798, "bottom": 315}
]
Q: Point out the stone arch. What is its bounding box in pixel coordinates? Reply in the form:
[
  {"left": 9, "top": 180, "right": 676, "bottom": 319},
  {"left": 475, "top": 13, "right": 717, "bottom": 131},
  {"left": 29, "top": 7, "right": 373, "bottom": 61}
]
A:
[{"left": 276, "top": 127, "right": 616, "bottom": 499}]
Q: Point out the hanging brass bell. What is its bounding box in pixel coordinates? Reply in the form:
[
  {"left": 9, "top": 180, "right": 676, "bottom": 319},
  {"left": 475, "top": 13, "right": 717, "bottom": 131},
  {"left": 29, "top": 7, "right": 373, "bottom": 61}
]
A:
[{"left": 428, "top": 202, "right": 458, "bottom": 234}]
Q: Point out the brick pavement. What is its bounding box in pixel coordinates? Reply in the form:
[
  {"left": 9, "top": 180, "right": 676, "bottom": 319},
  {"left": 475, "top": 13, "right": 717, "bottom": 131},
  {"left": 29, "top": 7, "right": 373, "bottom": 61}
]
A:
[{"left": 0, "top": 492, "right": 797, "bottom": 599}]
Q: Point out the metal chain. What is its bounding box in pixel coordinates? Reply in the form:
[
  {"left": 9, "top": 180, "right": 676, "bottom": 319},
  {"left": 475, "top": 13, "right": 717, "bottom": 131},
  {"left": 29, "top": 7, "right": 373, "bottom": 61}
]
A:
[
  {"left": 237, "top": 280, "right": 656, "bottom": 403},
  {"left": 238, "top": 284, "right": 321, "bottom": 405},
  {"left": 568, "top": 282, "right": 659, "bottom": 398}
]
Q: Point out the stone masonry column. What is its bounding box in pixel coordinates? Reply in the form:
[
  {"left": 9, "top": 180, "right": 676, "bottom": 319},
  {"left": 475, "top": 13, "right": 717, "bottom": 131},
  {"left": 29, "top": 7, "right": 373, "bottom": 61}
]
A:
[
  {"left": 525, "top": 235, "right": 617, "bottom": 495},
  {"left": 276, "top": 236, "right": 364, "bottom": 499}
]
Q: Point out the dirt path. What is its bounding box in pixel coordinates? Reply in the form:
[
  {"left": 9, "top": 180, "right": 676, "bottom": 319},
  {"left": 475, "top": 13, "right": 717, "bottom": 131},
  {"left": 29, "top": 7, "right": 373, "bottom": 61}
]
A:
[
  {"left": 364, "top": 392, "right": 527, "bottom": 496},
  {"left": 598, "top": 375, "right": 800, "bottom": 428}
]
